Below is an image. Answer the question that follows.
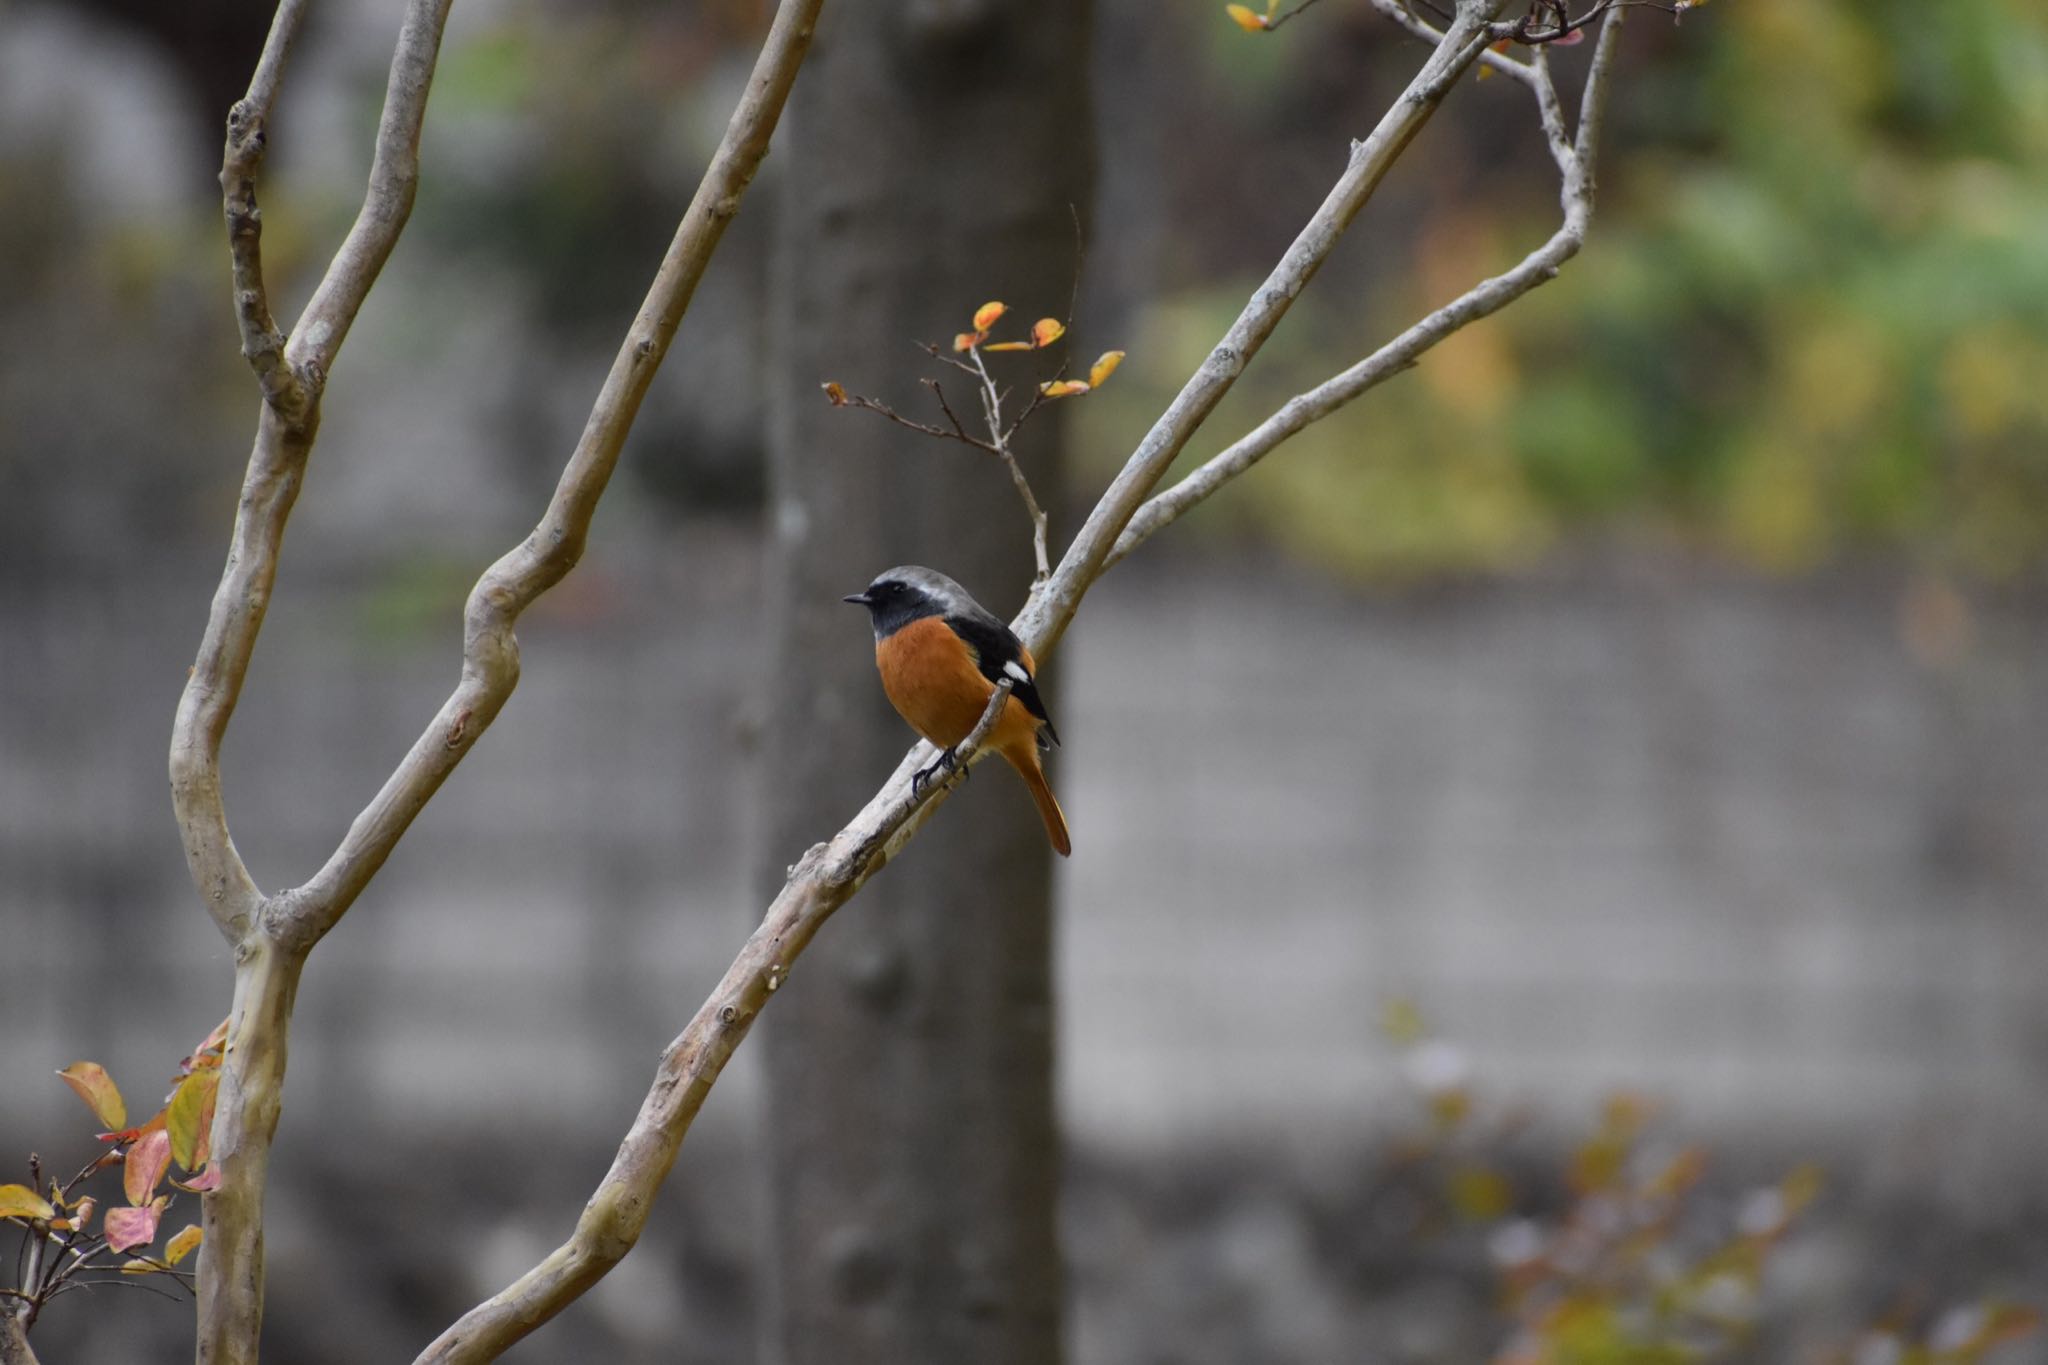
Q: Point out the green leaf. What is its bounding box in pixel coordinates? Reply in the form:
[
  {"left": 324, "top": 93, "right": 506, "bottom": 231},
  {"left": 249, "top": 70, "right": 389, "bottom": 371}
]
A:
[{"left": 167, "top": 1068, "right": 221, "bottom": 1172}]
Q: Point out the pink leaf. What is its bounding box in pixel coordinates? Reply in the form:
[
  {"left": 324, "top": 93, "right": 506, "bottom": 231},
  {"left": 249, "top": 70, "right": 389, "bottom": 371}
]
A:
[
  {"left": 104, "top": 1203, "right": 161, "bottom": 1253},
  {"left": 124, "top": 1129, "right": 171, "bottom": 1207}
]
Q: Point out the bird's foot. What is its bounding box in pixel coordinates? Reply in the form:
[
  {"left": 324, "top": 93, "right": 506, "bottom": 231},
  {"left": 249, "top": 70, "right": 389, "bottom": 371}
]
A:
[{"left": 912, "top": 746, "right": 964, "bottom": 796}]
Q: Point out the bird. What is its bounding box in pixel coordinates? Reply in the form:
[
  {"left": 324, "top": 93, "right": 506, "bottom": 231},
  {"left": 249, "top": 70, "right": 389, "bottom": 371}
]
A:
[{"left": 844, "top": 565, "right": 1071, "bottom": 858}]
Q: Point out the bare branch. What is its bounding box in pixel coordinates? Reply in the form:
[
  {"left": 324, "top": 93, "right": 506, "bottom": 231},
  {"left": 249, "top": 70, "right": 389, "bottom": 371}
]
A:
[
  {"left": 419, "top": 10, "right": 1526, "bottom": 1358},
  {"left": 830, "top": 384, "right": 997, "bottom": 451},
  {"left": 966, "top": 346, "right": 1053, "bottom": 579},
  {"left": 169, "top": 401, "right": 302, "bottom": 942},
  {"left": 1012, "top": 0, "right": 1511, "bottom": 659},
  {"left": 283, "top": 0, "right": 823, "bottom": 952},
  {"left": 1108, "top": 6, "right": 1627, "bottom": 568},
  {"left": 1529, "top": 46, "right": 1575, "bottom": 175},
  {"left": 220, "top": 0, "right": 312, "bottom": 414},
  {"left": 1575, "top": 0, "right": 1627, "bottom": 165},
  {"left": 175, "top": 0, "right": 463, "bottom": 951},
  {"left": 416, "top": 680, "right": 1014, "bottom": 1364},
  {"left": 287, "top": 0, "right": 460, "bottom": 387}
]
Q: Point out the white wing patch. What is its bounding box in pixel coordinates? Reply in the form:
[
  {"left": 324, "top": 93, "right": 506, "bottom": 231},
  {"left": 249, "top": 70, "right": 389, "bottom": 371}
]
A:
[{"left": 1003, "top": 659, "right": 1031, "bottom": 684}]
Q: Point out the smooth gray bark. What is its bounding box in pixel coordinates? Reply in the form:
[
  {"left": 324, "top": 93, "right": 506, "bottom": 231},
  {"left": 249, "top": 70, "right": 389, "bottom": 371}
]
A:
[{"left": 757, "top": 3, "right": 1091, "bottom": 1363}]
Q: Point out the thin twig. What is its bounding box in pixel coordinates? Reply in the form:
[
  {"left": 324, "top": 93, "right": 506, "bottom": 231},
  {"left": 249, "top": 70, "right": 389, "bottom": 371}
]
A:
[
  {"left": 1369, "top": 0, "right": 1540, "bottom": 85},
  {"left": 220, "top": 0, "right": 313, "bottom": 415},
  {"left": 834, "top": 388, "right": 994, "bottom": 450},
  {"left": 287, "top": 0, "right": 461, "bottom": 387},
  {"left": 1259, "top": 0, "right": 1334, "bottom": 32},
  {"left": 965, "top": 346, "right": 1053, "bottom": 579}
]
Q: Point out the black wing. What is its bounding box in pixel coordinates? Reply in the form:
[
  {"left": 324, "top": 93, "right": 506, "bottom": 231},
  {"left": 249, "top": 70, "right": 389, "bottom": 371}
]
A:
[{"left": 944, "top": 609, "right": 1060, "bottom": 748}]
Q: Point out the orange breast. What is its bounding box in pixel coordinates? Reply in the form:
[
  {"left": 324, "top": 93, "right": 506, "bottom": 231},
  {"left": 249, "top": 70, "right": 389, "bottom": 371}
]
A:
[{"left": 875, "top": 616, "right": 1041, "bottom": 755}]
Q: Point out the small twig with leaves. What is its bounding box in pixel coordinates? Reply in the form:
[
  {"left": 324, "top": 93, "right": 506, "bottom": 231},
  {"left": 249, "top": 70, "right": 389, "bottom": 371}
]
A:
[
  {"left": 1225, "top": 0, "right": 1331, "bottom": 32},
  {"left": 825, "top": 300, "right": 1124, "bottom": 581},
  {"left": 2, "top": 1025, "right": 226, "bottom": 1340}
]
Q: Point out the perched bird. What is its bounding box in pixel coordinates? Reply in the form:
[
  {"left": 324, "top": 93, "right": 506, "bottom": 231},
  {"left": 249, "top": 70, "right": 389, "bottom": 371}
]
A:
[{"left": 844, "top": 565, "right": 1071, "bottom": 858}]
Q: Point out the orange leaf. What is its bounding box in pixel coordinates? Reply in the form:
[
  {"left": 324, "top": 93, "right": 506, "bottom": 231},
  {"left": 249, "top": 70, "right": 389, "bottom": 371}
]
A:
[
  {"left": 165, "top": 1224, "right": 204, "bottom": 1267},
  {"left": 972, "top": 301, "right": 1007, "bottom": 332},
  {"left": 1038, "top": 380, "right": 1091, "bottom": 399},
  {"left": 104, "top": 1203, "right": 161, "bottom": 1253},
  {"left": 822, "top": 381, "right": 847, "bottom": 406},
  {"left": 57, "top": 1062, "right": 127, "bottom": 1131},
  {"left": 953, "top": 331, "right": 983, "bottom": 353},
  {"left": 124, "top": 1129, "right": 171, "bottom": 1207},
  {"left": 1226, "top": 4, "right": 1270, "bottom": 31},
  {"left": 983, "top": 341, "right": 1036, "bottom": 352},
  {"left": 0, "top": 1183, "right": 55, "bottom": 1222},
  {"left": 1030, "top": 318, "right": 1066, "bottom": 348},
  {"left": 1088, "top": 350, "right": 1126, "bottom": 387}
]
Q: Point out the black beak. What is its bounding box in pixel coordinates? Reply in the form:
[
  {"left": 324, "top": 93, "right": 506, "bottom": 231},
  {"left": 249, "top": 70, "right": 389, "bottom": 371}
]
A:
[{"left": 842, "top": 592, "right": 872, "bottom": 606}]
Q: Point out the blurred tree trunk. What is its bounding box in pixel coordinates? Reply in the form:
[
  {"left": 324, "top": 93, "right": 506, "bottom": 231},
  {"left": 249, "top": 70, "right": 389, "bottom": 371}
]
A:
[{"left": 756, "top": 2, "right": 1091, "bottom": 1363}]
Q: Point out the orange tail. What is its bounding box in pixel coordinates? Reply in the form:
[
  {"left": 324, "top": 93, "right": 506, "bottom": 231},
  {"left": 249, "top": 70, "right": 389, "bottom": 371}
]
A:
[{"left": 1004, "top": 746, "right": 1071, "bottom": 858}]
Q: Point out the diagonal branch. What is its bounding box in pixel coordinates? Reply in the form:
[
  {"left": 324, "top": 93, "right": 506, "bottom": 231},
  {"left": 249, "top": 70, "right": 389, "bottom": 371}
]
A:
[
  {"left": 1106, "top": 6, "right": 1627, "bottom": 568},
  {"left": 287, "top": 0, "right": 460, "bottom": 389},
  {"left": 282, "top": 0, "right": 824, "bottom": 952},
  {"left": 421, "top": 4, "right": 1519, "bottom": 1357},
  {"left": 416, "top": 681, "right": 1012, "bottom": 1364}
]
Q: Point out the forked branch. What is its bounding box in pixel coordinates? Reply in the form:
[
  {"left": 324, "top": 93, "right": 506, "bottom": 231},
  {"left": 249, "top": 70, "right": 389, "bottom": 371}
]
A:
[
  {"left": 175, "top": 0, "right": 825, "bottom": 1362},
  {"left": 1110, "top": 7, "right": 1627, "bottom": 565}
]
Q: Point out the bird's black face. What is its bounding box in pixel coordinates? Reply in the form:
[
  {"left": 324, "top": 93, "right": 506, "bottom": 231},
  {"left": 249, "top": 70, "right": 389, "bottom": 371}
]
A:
[{"left": 843, "top": 576, "right": 939, "bottom": 640}]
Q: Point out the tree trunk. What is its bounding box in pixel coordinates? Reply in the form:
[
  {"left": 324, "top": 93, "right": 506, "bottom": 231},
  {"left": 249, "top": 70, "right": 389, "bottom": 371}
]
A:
[{"left": 756, "top": 3, "right": 1091, "bottom": 1363}]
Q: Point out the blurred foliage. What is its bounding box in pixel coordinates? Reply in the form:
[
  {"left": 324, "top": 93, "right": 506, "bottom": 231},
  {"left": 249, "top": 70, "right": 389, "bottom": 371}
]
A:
[
  {"left": 1379, "top": 1002, "right": 2041, "bottom": 1365},
  {"left": 1077, "top": 0, "right": 2048, "bottom": 582}
]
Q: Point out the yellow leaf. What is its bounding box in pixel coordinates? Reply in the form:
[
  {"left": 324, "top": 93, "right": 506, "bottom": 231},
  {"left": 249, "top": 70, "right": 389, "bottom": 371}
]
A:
[
  {"left": 165, "top": 1224, "right": 203, "bottom": 1266},
  {"left": 1088, "top": 350, "right": 1126, "bottom": 387},
  {"left": 57, "top": 1061, "right": 127, "bottom": 1131},
  {"left": 0, "top": 1183, "right": 55, "bottom": 1222},
  {"left": 822, "top": 381, "right": 847, "bottom": 405},
  {"left": 953, "top": 331, "right": 982, "bottom": 353},
  {"left": 972, "top": 301, "right": 1007, "bottom": 332},
  {"left": 1030, "top": 317, "right": 1065, "bottom": 348},
  {"left": 1038, "top": 380, "right": 1091, "bottom": 399},
  {"left": 1226, "top": 3, "right": 1270, "bottom": 31},
  {"left": 120, "top": 1258, "right": 166, "bottom": 1275},
  {"left": 983, "top": 341, "right": 1036, "bottom": 352}
]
